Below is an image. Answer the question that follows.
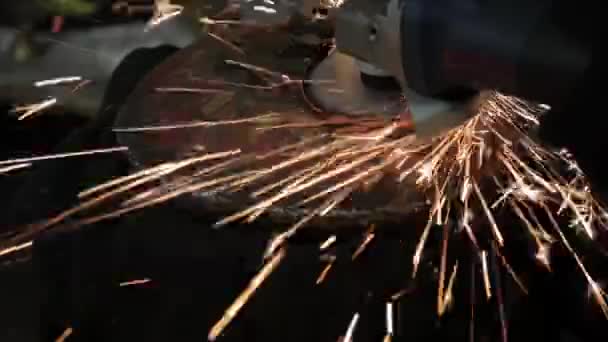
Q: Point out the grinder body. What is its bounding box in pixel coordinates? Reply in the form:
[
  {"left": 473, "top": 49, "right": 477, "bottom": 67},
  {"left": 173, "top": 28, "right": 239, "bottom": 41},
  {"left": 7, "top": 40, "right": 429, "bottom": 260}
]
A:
[{"left": 334, "top": 0, "right": 592, "bottom": 136}]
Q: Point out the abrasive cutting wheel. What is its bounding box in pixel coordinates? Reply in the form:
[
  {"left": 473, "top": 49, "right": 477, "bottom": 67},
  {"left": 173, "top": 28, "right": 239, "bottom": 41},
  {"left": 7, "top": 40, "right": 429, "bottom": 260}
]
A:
[{"left": 114, "top": 16, "right": 428, "bottom": 234}]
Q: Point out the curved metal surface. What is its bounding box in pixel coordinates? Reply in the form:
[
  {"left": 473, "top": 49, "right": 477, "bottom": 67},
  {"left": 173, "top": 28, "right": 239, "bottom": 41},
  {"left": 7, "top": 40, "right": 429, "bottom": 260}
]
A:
[{"left": 115, "top": 24, "right": 427, "bottom": 231}]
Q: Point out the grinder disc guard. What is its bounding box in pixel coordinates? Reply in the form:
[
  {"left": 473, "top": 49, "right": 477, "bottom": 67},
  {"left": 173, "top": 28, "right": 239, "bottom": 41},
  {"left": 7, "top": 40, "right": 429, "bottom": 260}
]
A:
[
  {"left": 115, "top": 19, "right": 426, "bottom": 232},
  {"left": 307, "top": 50, "right": 406, "bottom": 117}
]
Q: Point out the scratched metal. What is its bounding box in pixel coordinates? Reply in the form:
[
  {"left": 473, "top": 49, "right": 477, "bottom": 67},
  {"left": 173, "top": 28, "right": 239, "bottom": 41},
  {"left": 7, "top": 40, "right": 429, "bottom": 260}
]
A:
[{"left": 115, "top": 22, "right": 427, "bottom": 232}]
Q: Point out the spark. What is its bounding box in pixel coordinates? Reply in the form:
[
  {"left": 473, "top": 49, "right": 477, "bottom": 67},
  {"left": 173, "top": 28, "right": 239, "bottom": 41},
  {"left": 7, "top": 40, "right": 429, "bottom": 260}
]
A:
[
  {"left": 224, "top": 59, "right": 336, "bottom": 88},
  {"left": 391, "top": 287, "right": 414, "bottom": 301},
  {"left": 55, "top": 327, "right": 73, "bottom": 342},
  {"left": 200, "top": 17, "right": 244, "bottom": 26},
  {"left": 510, "top": 202, "right": 552, "bottom": 270},
  {"left": 71, "top": 79, "right": 92, "bottom": 93},
  {"left": 79, "top": 169, "right": 247, "bottom": 227},
  {"left": 412, "top": 218, "right": 434, "bottom": 278},
  {"left": 214, "top": 146, "right": 389, "bottom": 227},
  {"left": 35, "top": 76, "right": 83, "bottom": 87},
  {"left": 481, "top": 250, "right": 492, "bottom": 300},
  {"left": 323, "top": 0, "right": 346, "bottom": 8},
  {"left": 495, "top": 248, "right": 528, "bottom": 295},
  {"left": 0, "top": 147, "right": 128, "bottom": 166},
  {"left": 437, "top": 225, "right": 450, "bottom": 316},
  {"left": 316, "top": 257, "right": 336, "bottom": 285},
  {"left": 555, "top": 185, "right": 595, "bottom": 239},
  {"left": 0, "top": 150, "right": 239, "bottom": 258},
  {"left": 77, "top": 162, "right": 177, "bottom": 198},
  {"left": 253, "top": 6, "right": 277, "bottom": 14},
  {"left": 206, "top": 32, "right": 246, "bottom": 55},
  {"left": 587, "top": 281, "right": 607, "bottom": 303},
  {"left": 155, "top": 87, "right": 234, "bottom": 95},
  {"left": 208, "top": 248, "right": 286, "bottom": 341},
  {"left": 343, "top": 312, "right": 360, "bottom": 342},
  {"left": 264, "top": 233, "right": 286, "bottom": 261},
  {"left": 473, "top": 181, "right": 504, "bottom": 246},
  {"left": 0, "top": 241, "right": 33, "bottom": 258},
  {"left": 147, "top": 0, "right": 183, "bottom": 28},
  {"left": 491, "top": 246, "right": 508, "bottom": 342},
  {"left": 320, "top": 235, "right": 337, "bottom": 251},
  {"left": 543, "top": 205, "right": 608, "bottom": 318},
  {"left": 384, "top": 302, "right": 394, "bottom": 342},
  {"left": 251, "top": 154, "right": 328, "bottom": 198},
  {"left": 535, "top": 243, "right": 551, "bottom": 270},
  {"left": 120, "top": 278, "right": 152, "bottom": 287},
  {"left": 416, "top": 161, "right": 434, "bottom": 185},
  {"left": 13, "top": 98, "right": 57, "bottom": 120},
  {"left": 113, "top": 112, "right": 277, "bottom": 132},
  {"left": 0, "top": 163, "right": 31, "bottom": 174},
  {"left": 352, "top": 225, "right": 376, "bottom": 260},
  {"left": 440, "top": 262, "right": 459, "bottom": 316}
]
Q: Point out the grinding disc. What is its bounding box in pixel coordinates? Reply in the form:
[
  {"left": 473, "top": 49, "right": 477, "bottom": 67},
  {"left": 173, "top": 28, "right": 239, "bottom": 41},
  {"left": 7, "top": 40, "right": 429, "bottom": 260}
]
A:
[
  {"left": 114, "top": 20, "right": 427, "bottom": 233},
  {"left": 307, "top": 50, "right": 405, "bottom": 117}
]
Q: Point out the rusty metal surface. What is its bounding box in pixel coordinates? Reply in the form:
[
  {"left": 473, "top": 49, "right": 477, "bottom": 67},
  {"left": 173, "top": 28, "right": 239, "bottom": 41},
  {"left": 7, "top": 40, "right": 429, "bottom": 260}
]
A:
[{"left": 114, "top": 19, "right": 427, "bottom": 231}]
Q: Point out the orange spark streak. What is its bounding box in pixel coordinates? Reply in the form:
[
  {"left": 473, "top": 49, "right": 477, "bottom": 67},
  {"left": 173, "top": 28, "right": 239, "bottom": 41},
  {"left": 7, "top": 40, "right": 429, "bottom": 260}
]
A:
[
  {"left": 0, "top": 147, "right": 128, "bottom": 166},
  {"left": 320, "top": 236, "right": 337, "bottom": 251},
  {"left": 343, "top": 312, "right": 360, "bottom": 342},
  {"left": 0, "top": 163, "right": 31, "bottom": 174},
  {"left": 352, "top": 226, "right": 376, "bottom": 260},
  {"left": 55, "top": 327, "right": 73, "bottom": 342},
  {"left": 481, "top": 251, "right": 492, "bottom": 300},
  {"left": 316, "top": 258, "right": 335, "bottom": 285},
  {"left": 112, "top": 112, "right": 278, "bottom": 133},
  {"left": 437, "top": 225, "right": 450, "bottom": 316},
  {"left": 120, "top": 278, "right": 151, "bottom": 287},
  {"left": 15, "top": 98, "right": 57, "bottom": 120},
  {"left": 208, "top": 248, "right": 286, "bottom": 341},
  {"left": 0, "top": 241, "right": 33, "bottom": 257}
]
